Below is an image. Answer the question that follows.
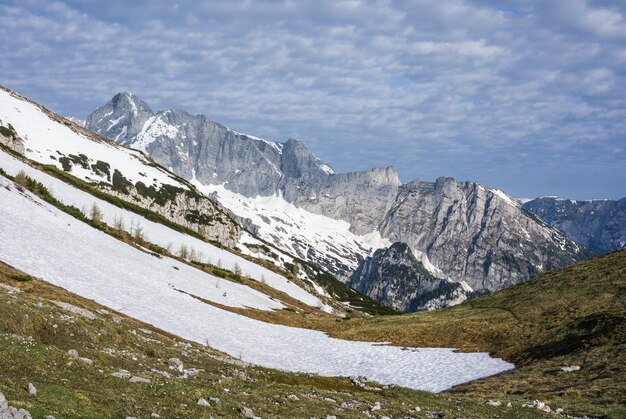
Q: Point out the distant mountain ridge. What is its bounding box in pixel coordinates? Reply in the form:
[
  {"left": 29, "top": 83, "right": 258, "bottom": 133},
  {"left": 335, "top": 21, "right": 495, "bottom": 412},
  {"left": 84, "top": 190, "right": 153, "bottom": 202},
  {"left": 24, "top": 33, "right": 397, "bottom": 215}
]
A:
[
  {"left": 85, "top": 92, "right": 591, "bottom": 310},
  {"left": 523, "top": 197, "right": 626, "bottom": 253}
]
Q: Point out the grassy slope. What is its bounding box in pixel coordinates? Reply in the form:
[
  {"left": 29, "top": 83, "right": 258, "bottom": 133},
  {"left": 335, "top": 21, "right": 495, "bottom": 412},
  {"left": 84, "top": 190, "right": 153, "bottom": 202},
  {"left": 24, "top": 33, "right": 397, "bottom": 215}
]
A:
[
  {"left": 329, "top": 249, "right": 626, "bottom": 416},
  {"left": 0, "top": 263, "right": 552, "bottom": 419}
]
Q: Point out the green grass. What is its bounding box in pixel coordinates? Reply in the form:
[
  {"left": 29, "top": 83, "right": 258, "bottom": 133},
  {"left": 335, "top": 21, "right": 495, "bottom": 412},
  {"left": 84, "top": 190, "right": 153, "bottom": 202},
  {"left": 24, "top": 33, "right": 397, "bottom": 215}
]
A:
[
  {"left": 0, "top": 262, "right": 555, "bottom": 419},
  {"left": 328, "top": 249, "right": 626, "bottom": 416}
]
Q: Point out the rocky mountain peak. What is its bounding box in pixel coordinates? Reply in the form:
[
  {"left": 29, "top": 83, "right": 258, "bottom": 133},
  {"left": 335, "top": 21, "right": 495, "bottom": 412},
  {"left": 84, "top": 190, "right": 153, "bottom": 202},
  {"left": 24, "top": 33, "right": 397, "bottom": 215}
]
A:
[{"left": 86, "top": 92, "right": 153, "bottom": 145}]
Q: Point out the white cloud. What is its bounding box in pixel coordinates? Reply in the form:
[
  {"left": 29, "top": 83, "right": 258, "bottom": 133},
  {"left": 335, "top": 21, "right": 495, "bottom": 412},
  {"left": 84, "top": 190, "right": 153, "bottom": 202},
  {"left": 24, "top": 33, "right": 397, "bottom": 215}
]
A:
[{"left": 0, "top": 0, "right": 624, "bottom": 199}]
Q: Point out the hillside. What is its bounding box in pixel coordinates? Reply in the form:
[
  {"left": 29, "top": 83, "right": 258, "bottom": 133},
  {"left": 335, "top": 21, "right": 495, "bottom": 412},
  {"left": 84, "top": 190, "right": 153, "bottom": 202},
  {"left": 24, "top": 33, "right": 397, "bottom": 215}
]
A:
[
  {"left": 330, "top": 249, "right": 626, "bottom": 416},
  {"left": 0, "top": 262, "right": 557, "bottom": 419}
]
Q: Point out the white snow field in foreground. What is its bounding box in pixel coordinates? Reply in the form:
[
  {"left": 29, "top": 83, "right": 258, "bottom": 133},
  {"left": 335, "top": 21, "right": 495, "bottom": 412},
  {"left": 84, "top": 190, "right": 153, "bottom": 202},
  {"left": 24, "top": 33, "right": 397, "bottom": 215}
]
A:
[
  {"left": 0, "top": 150, "right": 327, "bottom": 310},
  {"left": 0, "top": 178, "right": 514, "bottom": 392}
]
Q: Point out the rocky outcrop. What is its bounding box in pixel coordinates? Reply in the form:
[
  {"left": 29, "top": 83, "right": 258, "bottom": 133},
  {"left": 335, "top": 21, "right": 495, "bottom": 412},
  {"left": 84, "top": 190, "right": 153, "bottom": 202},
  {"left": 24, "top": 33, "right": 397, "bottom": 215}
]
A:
[
  {"left": 0, "top": 120, "right": 25, "bottom": 154},
  {"left": 523, "top": 197, "right": 626, "bottom": 254},
  {"left": 379, "top": 178, "right": 589, "bottom": 291},
  {"left": 348, "top": 242, "right": 466, "bottom": 312},
  {"left": 100, "top": 181, "right": 241, "bottom": 248}
]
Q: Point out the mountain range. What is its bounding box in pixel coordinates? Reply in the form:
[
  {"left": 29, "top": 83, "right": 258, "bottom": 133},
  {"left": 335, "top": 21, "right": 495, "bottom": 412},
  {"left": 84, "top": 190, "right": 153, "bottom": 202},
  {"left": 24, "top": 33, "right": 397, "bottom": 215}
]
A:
[{"left": 84, "top": 92, "right": 593, "bottom": 311}]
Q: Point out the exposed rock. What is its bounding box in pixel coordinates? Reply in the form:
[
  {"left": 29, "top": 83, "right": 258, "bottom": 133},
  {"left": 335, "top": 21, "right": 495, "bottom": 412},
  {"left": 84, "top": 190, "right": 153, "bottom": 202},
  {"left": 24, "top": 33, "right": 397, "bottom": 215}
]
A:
[
  {"left": 197, "top": 398, "right": 210, "bottom": 407},
  {"left": 79, "top": 357, "right": 93, "bottom": 365},
  {"left": 67, "top": 349, "right": 79, "bottom": 358},
  {"left": 561, "top": 365, "right": 581, "bottom": 372},
  {"left": 50, "top": 301, "right": 96, "bottom": 320},
  {"left": 370, "top": 401, "right": 381, "bottom": 411},
  {"left": 349, "top": 242, "right": 467, "bottom": 312},
  {"left": 27, "top": 383, "right": 36, "bottom": 396},
  {"left": 168, "top": 357, "right": 184, "bottom": 373},
  {"left": 484, "top": 400, "right": 502, "bottom": 407},
  {"left": 240, "top": 406, "right": 258, "bottom": 418},
  {"left": 287, "top": 394, "right": 300, "bottom": 401},
  {"left": 129, "top": 376, "right": 150, "bottom": 383},
  {"left": 0, "top": 120, "right": 25, "bottom": 154},
  {"left": 522, "top": 400, "right": 552, "bottom": 413},
  {"left": 111, "top": 369, "right": 131, "bottom": 379},
  {"left": 523, "top": 197, "right": 626, "bottom": 253}
]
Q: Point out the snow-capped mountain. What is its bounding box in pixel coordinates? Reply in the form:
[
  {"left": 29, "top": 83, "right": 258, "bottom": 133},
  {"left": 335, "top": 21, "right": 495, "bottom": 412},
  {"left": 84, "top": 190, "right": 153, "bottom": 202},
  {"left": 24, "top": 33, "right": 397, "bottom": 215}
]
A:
[
  {"left": 0, "top": 86, "right": 514, "bottom": 392},
  {"left": 0, "top": 86, "right": 241, "bottom": 247},
  {"left": 523, "top": 197, "right": 626, "bottom": 253},
  {"left": 85, "top": 92, "right": 590, "bottom": 310}
]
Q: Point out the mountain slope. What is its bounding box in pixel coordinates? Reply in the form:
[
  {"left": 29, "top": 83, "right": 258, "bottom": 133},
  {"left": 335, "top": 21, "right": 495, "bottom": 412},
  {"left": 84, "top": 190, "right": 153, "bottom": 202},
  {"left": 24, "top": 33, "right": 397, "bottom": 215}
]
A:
[
  {"left": 0, "top": 261, "right": 558, "bottom": 419},
  {"left": 0, "top": 170, "right": 512, "bottom": 392},
  {"left": 86, "top": 92, "right": 591, "bottom": 310},
  {"left": 348, "top": 242, "right": 469, "bottom": 312},
  {"left": 0, "top": 85, "right": 241, "bottom": 247},
  {"left": 523, "top": 196, "right": 626, "bottom": 253},
  {"left": 330, "top": 249, "right": 626, "bottom": 415}
]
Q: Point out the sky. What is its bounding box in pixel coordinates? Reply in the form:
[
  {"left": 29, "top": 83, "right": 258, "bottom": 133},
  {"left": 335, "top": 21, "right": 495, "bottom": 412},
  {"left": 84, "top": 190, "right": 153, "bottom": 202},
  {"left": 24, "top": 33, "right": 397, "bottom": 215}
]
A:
[{"left": 1, "top": 0, "right": 625, "bottom": 199}]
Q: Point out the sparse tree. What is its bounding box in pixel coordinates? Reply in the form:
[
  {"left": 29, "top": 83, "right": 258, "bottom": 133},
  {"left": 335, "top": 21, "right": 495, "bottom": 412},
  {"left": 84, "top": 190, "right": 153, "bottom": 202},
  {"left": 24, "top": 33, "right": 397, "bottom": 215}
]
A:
[
  {"left": 233, "top": 262, "right": 242, "bottom": 280},
  {"left": 179, "top": 244, "right": 189, "bottom": 259},
  {"left": 90, "top": 203, "right": 103, "bottom": 223},
  {"left": 113, "top": 215, "right": 125, "bottom": 232},
  {"left": 133, "top": 222, "right": 145, "bottom": 242}
]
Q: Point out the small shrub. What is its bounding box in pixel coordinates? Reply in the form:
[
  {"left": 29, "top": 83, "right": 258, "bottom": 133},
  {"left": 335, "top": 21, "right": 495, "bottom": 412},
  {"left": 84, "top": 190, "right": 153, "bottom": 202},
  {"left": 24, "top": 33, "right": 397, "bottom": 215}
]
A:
[{"left": 14, "top": 170, "right": 28, "bottom": 191}]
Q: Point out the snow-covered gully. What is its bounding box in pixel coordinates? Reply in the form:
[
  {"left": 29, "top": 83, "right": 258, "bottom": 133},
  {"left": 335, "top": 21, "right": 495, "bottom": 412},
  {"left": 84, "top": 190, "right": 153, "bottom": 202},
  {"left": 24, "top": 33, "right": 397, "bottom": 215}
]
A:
[{"left": 0, "top": 177, "right": 513, "bottom": 392}]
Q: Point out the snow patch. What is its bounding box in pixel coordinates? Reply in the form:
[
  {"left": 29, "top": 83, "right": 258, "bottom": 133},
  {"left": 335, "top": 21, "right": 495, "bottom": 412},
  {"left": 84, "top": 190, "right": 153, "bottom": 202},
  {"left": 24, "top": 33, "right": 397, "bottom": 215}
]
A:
[{"left": 0, "top": 180, "right": 514, "bottom": 392}]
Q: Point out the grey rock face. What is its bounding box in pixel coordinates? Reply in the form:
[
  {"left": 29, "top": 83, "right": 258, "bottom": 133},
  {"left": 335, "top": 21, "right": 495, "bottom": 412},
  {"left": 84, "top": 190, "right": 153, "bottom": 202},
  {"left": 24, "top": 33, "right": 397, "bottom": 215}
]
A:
[
  {"left": 349, "top": 242, "right": 466, "bottom": 312},
  {"left": 86, "top": 92, "right": 153, "bottom": 145},
  {"left": 87, "top": 93, "right": 590, "bottom": 309},
  {"left": 523, "top": 197, "right": 626, "bottom": 253},
  {"left": 379, "top": 178, "right": 588, "bottom": 291},
  {"left": 0, "top": 120, "right": 25, "bottom": 154}
]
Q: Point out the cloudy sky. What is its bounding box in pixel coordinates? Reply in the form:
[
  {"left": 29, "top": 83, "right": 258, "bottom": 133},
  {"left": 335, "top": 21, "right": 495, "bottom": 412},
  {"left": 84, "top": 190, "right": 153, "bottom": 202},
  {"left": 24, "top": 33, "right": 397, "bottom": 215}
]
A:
[{"left": 1, "top": 0, "right": 625, "bottom": 199}]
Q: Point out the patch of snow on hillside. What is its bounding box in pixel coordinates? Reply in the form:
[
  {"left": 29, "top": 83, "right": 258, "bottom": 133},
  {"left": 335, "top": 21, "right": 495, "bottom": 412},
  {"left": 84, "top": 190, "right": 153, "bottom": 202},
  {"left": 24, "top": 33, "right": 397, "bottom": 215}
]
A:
[
  {"left": 0, "top": 177, "right": 281, "bottom": 311},
  {"left": 489, "top": 188, "right": 520, "bottom": 208},
  {"left": 0, "top": 178, "right": 514, "bottom": 392},
  {"left": 0, "top": 150, "right": 323, "bottom": 310},
  {"left": 197, "top": 183, "right": 391, "bottom": 277},
  {"left": 134, "top": 114, "right": 179, "bottom": 152},
  {"left": 0, "top": 89, "right": 187, "bottom": 191}
]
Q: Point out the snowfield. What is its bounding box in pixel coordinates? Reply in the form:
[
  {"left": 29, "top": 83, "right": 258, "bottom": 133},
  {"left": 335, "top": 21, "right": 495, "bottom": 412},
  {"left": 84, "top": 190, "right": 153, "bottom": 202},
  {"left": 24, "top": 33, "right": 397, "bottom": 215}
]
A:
[
  {"left": 196, "top": 182, "right": 392, "bottom": 278},
  {"left": 0, "top": 176, "right": 514, "bottom": 392},
  {"left": 0, "top": 88, "right": 187, "bottom": 191},
  {"left": 0, "top": 150, "right": 327, "bottom": 310}
]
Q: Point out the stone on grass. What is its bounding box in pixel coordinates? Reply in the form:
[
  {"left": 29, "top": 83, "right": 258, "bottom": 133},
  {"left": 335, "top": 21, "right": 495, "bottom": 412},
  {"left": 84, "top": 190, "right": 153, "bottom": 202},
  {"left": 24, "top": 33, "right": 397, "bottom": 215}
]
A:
[
  {"left": 209, "top": 397, "right": 221, "bottom": 404},
  {"left": 240, "top": 406, "right": 259, "bottom": 418},
  {"left": 370, "top": 402, "right": 381, "bottom": 411},
  {"left": 129, "top": 376, "right": 150, "bottom": 383},
  {"left": 112, "top": 370, "right": 131, "bottom": 379},
  {"left": 79, "top": 357, "right": 93, "bottom": 365},
  {"left": 67, "top": 349, "right": 79, "bottom": 358},
  {"left": 27, "top": 383, "right": 37, "bottom": 396},
  {"left": 168, "top": 357, "right": 184, "bottom": 373},
  {"left": 197, "top": 398, "right": 210, "bottom": 407},
  {"left": 287, "top": 394, "right": 300, "bottom": 401},
  {"left": 484, "top": 400, "right": 502, "bottom": 407}
]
